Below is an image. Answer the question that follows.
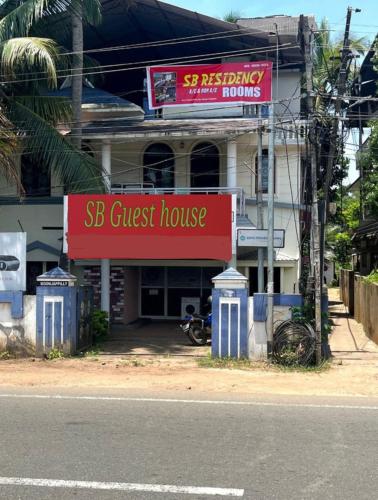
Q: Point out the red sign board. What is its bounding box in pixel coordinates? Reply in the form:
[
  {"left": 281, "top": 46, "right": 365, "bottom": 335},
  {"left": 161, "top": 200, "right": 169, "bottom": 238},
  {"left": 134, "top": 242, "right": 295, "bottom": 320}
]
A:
[
  {"left": 67, "top": 195, "right": 232, "bottom": 260},
  {"left": 147, "top": 61, "right": 272, "bottom": 109}
]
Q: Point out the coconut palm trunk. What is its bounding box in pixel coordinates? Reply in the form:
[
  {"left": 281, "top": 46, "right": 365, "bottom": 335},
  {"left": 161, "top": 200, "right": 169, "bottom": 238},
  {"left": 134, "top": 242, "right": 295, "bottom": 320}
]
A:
[{"left": 71, "top": 2, "right": 83, "bottom": 151}]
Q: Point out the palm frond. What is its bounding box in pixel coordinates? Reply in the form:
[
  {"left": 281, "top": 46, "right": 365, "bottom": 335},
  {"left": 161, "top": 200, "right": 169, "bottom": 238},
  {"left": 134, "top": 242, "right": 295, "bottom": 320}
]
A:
[
  {"left": 78, "top": 0, "right": 101, "bottom": 26},
  {"left": 0, "top": 0, "right": 101, "bottom": 42},
  {"left": 0, "top": 109, "right": 23, "bottom": 192},
  {"left": 1, "top": 37, "right": 60, "bottom": 88},
  {"left": 0, "top": 0, "right": 55, "bottom": 41},
  {"left": 15, "top": 95, "right": 72, "bottom": 125},
  {"left": 7, "top": 97, "right": 104, "bottom": 193}
]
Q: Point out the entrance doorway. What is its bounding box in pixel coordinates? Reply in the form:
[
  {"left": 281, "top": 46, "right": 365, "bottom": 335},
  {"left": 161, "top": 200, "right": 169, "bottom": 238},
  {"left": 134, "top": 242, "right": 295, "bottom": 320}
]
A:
[{"left": 140, "top": 266, "right": 223, "bottom": 318}]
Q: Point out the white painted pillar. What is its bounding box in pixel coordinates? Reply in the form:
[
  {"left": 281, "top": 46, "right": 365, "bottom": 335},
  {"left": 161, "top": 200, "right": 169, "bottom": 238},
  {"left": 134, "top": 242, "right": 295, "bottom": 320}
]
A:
[
  {"left": 227, "top": 140, "right": 237, "bottom": 188},
  {"left": 101, "top": 140, "right": 111, "bottom": 315},
  {"left": 101, "top": 140, "right": 112, "bottom": 192},
  {"left": 227, "top": 140, "right": 237, "bottom": 268},
  {"left": 101, "top": 258, "right": 110, "bottom": 313}
]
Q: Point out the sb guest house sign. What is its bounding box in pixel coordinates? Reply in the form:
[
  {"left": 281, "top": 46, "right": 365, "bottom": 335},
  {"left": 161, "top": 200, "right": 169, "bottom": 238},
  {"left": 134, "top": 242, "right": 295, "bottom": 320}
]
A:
[
  {"left": 147, "top": 61, "right": 272, "bottom": 109},
  {"left": 66, "top": 195, "right": 232, "bottom": 260}
]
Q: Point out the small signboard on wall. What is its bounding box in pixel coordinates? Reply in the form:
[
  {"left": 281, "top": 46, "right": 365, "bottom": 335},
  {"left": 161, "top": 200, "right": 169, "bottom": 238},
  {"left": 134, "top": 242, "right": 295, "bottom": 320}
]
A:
[
  {"left": 0, "top": 232, "right": 26, "bottom": 291},
  {"left": 238, "top": 229, "right": 285, "bottom": 248}
]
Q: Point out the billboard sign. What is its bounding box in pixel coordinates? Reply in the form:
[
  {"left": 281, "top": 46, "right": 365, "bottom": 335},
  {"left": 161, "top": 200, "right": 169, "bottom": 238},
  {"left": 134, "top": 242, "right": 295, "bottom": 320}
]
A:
[
  {"left": 0, "top": 232, "right": 26, "bottom": 291},
  {"left": 238, "top": 229, "right": 285, "bottom": 248},
  {"left": 147, "top": 61, "right": 272, "bottom": 109},
  {"left": 66, "top": 195, "right": 232, "bottom": 261}
]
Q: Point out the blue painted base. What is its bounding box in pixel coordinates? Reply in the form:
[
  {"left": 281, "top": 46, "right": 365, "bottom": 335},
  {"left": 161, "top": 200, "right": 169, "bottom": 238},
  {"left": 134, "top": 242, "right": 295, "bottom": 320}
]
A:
[
  {"left": 0, "top": 291, "right": 24, "bottom": 319},
  {"left": 212, "top": 288, "right": 249, "bottom": 358},
  {"left": 253, "top": 294, "right": 303, "bottom": 322},
  {"left": 36, "top": 286, "right": 77, "bottom": 356}
]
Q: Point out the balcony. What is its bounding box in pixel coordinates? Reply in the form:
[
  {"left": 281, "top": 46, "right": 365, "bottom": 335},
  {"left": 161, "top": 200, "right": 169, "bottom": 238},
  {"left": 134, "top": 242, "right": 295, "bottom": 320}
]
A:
[
  {"left": 275, "top": 120, "right": 308, "bottom": 145},
  {"left": 110, "top": 184, "right": 246, "bottom": 216}
]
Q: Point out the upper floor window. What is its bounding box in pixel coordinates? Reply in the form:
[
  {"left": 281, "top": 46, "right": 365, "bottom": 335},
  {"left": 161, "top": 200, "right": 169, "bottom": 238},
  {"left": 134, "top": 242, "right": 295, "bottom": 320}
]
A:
[
  {"left": 191, "top": 142, "right": 219, "bottom": 188},
  {"left": 21, "top": 154, "right": 50, "bottom": 197},
  {"left": 255, "top": 149, "right": 275, "bottom": 194},
  {"left": 143, "top": 143, "right": 174, "bottom": 188}
]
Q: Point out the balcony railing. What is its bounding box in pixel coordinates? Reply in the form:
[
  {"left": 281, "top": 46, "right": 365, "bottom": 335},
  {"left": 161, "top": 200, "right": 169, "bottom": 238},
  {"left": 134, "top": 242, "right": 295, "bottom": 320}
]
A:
[
  {"left": 110, "top": 184, "right": 246, "bottom": 216},
  {"left": 275, "top": 120, "right": 308, "bottom": 144}
]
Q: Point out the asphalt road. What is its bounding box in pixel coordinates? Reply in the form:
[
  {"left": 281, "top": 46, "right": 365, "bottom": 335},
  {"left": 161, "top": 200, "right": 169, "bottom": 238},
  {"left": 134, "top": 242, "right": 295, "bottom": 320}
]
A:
[{"left": 0, "top": 390, "right": 377, "bottom": 499}]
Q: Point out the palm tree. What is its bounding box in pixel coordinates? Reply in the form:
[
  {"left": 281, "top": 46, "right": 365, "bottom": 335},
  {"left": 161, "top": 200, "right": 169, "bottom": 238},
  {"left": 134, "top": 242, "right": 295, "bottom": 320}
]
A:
[
  {"left": 313, "top": 18, "right": 368, "bottom": 113},
  {"left": 311, "top": 18, "right": 368, "bottom": 201},
  {"left": 223, "top": 11, "right": 241, "bottom": 23},
  {"left": 0, "top": 0, "right": 103, "bottom": 194}
]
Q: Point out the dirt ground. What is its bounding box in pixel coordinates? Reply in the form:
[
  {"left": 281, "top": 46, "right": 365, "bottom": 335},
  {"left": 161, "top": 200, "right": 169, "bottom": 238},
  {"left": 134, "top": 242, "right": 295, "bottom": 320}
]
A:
[{"left": 1, "top": 288, "right": 377, "bottom": 399}]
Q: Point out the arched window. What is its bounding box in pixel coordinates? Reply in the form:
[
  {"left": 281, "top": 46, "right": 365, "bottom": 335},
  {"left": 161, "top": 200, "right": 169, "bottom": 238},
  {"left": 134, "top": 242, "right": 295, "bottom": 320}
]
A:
[
  {"left": 143, "top": 143, "right": 174, "bottom": 188},
  {"left": 190, "top": 142, "right": 219, "bottom": 188},
  {"left": 21, "top": 154, "right": 50, "bottom": 197}
]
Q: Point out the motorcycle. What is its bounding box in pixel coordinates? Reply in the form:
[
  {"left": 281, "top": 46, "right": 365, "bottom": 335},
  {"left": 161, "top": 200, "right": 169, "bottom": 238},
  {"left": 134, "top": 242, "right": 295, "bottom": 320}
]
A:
[{"left": 180, "top": 311, "right": 212, "bottom": 346}]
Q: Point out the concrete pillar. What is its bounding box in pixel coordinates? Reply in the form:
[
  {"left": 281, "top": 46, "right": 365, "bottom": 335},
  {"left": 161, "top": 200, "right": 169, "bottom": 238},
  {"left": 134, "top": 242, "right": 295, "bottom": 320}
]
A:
[
  {"left": 227, "top": 140, "right": 237, "bottom": 268},
  {"left": 101, "top": 140, "right": 112, "bottom": 192},
  {"left": 227, "top": 140, "right": 237, "bottom": 188},
  {"left": 101, "top": 140, "right": 111, "bottom": 315},
  {"left": 211, "top": 267, "right": 249, "bottom": 358},
  {"left": 101, "top": 258, "right": 110, "bottom": 315}
]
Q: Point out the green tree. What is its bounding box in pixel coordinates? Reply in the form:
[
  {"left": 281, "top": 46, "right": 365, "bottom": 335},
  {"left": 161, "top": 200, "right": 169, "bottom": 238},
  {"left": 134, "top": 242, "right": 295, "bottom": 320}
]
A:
[
  {"left": 313, "top": 18, "right": 368, "bottom": 202},
  {"left": 0, "top": 0, "right": 103, "bottom": 194},
  {"left": 360, "top": 119, "right": 378, "bottom": 217},
  {"left": 327, "top": 190, "right": 360, "bottom": 269}
]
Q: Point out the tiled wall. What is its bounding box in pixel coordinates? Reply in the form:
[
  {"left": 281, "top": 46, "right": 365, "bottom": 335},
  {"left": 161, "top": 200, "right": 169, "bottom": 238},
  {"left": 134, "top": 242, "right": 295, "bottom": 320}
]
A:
[{"left": 83, "top": 266, "right": 125, "bottom": 323}]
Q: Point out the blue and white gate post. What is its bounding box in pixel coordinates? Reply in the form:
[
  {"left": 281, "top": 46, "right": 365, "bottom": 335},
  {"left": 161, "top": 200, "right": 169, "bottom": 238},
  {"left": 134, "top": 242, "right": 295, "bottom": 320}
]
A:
[
  {"left": 36, "top": 267, "right": 78, "bottom": 357},
  {"left": 211, "top": 268, "right": 249, "bottom": 358}
]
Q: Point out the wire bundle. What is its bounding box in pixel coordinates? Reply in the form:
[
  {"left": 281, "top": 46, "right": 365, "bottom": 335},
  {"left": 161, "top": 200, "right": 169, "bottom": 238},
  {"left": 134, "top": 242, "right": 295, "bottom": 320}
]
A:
[{"left": 272, "top": 319, "right": 316, "bottom": 365}]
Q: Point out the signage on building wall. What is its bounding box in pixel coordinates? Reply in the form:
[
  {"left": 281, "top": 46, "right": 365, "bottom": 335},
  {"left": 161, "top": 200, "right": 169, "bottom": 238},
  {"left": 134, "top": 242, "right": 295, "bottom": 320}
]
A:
[
  {"left": 146, "top": 61, "right": 272, "bottom": 109},
  {"left": 238, "top": 229, "right": 285, "bottom": 248},
  {"left": 0, "top": 232, "right": 26, "bottom": 291},
  {"left": 65, "top": 195, "right": 232, "bottom": 260}
]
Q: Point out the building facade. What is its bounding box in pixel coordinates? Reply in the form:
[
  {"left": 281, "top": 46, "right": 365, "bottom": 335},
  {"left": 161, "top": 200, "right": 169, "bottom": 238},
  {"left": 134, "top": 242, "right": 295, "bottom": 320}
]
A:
[{"left": 0, "top": 3, "right": 309, "bottom": 323}]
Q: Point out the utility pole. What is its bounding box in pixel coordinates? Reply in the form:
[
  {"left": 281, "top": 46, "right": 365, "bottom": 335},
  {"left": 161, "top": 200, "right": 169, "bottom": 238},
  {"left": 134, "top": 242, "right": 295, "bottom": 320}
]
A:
[
  {"left": 267, "top": 27, "right": 279, "bottom": 357},
  {"left": 300, "top": 15, "right": 322, "bottom": 363},
  {"left": 257, "top": 105, "right": 264, "bottom": 293},
  {"left": 266, "top": 103, "right": 275, "bottom": 356},
  {"left": 323, "top": 7, "right": 358, "bottom": 249},
  {"left": 358, "top": 74, "right": 364, "bottom": 221}
]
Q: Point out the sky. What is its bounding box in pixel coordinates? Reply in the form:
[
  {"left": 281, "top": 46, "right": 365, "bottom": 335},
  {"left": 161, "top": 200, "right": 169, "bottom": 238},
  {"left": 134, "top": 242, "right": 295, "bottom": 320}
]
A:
[
  {"left": 167, "top": 0, "right": 378, "bottom": 184},
  {"left": 167, "top": 0, "right": 378, "bottom": 44}
]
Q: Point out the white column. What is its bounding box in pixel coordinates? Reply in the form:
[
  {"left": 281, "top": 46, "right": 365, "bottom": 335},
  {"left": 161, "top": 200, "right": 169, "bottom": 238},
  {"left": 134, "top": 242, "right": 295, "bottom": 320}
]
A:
[
  {"left": 227, "top": 140, "right": 237, "bottom": 188},
  {"left": 101, "top": 140, "right": 111, "bottom": 315},
  {"left": 101, "top": 258, "right": 110, "bottom": 314},
  {"left": 101, "top": 140, "right": 112, "bottom": 192},
  {"left": 227, "top": 140, "right": 237, "bottom": 268}
]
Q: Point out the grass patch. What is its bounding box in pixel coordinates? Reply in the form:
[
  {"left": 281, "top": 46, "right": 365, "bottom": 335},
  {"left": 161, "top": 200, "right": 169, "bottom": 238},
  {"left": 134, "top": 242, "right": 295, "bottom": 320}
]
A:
[
  {"left": 84, "top": 345, "right": 102, "bottom": 357},
  {"left": 47, "top": 348, "right": 65, "bottom": 360},
  {"left": 197, "top": 354, "right": 332, "bottom": 373},
  {"left": 0, "top": 350, "right": 12, "bottom": 360},
  {"left": 197, "top": 355, "right": 257, "bottom": 370},
  {"left": 271, "top": 359, "right": 332, "bottom": 373},
  {"left": 119, "top": 357, "right": 155, "bottom": 367}
]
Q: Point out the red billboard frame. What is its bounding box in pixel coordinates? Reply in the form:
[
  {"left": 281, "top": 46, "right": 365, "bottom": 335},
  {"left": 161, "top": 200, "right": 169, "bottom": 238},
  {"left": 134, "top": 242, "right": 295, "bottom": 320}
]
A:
[
  {"left": 66, "top": 194, "right": 232, "bottom": 261},
  {"left": 146, "top": 61, "right": 272, "bottom": 109}
]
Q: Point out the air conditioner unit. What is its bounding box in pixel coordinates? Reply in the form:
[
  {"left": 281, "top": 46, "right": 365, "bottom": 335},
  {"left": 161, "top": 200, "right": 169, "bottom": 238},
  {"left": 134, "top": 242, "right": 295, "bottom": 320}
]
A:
[{"left": 181, "top": 297, "right": 201, "bottom": 319}]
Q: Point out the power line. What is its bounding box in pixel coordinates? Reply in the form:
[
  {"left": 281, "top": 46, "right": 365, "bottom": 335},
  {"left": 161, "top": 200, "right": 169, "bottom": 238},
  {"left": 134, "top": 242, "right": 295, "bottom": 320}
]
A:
[{"left": 0, "top": 41, "right": 299, "bottom": 85}]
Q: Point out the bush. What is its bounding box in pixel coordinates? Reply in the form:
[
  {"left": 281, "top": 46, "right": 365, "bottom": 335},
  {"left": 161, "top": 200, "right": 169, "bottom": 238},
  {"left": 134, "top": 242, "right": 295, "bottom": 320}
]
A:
[
  {"left": 90, "top": 310, "right": 109, "bottom": 338},
  {"left": 47, "top": 348, "right": 65, "bottom": 360},
  {"left": 363, "top": 269, "right": 378, "bottom": 284}
]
